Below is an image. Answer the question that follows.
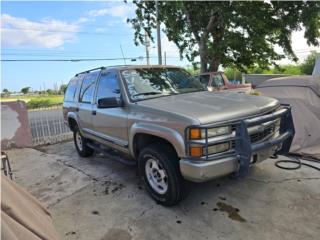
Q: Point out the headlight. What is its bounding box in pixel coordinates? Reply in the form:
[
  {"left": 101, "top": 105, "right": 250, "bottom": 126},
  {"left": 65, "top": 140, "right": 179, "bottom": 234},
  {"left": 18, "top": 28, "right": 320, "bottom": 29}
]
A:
[
  {"left": 205, "top": 126, "right": 231, "bottom": 138},
  {"left": 205, "top": 142, "right": 230, "bottom": 155},
  {"left": 189, "top": 126, "right": 231, "bottom": 139}
]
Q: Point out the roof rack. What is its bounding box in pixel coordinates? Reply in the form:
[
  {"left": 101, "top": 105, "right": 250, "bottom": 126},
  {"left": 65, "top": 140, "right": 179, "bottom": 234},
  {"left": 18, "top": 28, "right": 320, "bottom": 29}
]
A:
[{"left": 75, "top": 66, "right": 106, "bottom": 76}]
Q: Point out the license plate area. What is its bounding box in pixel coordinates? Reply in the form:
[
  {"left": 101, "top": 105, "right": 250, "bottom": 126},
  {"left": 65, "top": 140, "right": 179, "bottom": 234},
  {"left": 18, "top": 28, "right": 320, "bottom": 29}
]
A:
[{"left": 250, "top": 147, "right": 274, "bottom": 164}]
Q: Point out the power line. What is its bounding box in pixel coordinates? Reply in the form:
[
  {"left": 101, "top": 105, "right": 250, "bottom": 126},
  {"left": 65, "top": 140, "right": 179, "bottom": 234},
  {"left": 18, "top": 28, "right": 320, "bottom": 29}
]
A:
[
  {"left": 1, "top": 56, "right": 181, "bottom": 62},
  {"left": 1, "top": 27, "right": 133, "bottom": 36},
  {"left": 1, "top": 57, "right": 141, "bottom": 62}
]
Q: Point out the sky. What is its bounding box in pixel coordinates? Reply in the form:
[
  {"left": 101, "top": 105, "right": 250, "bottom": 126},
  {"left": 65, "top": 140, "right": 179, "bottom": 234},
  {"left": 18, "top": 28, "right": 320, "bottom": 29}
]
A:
[{"left": 1, "top": 1, "right": 319, "bottom": 92}]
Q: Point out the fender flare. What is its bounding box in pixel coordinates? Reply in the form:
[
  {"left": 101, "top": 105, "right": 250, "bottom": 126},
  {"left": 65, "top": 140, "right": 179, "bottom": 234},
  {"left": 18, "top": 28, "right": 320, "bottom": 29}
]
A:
[{"left": 129, "top": 122, "right": 185, "bottom": 158}]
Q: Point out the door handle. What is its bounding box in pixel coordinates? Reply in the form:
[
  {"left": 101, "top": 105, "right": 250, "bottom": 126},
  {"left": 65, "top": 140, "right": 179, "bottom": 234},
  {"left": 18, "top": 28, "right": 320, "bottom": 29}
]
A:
[{"left": 92, "top": 110, "right": 97, "bottom": 115}]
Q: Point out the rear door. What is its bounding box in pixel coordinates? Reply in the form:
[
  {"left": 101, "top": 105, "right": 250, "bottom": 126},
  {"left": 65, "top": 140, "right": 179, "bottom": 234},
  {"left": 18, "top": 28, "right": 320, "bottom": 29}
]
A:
[
  {"left": 91, "top": 70, "right": 128, "bottom": 148},
  {"left": 77, "top": 70, "right": 100, "bottom": 132}
]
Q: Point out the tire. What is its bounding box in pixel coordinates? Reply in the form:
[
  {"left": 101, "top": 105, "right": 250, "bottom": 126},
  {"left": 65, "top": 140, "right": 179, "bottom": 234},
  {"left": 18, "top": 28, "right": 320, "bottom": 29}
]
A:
[
  {"left": 139, "top": 144, "right": 189, "bottom": 206},
  {"left": 73, "top": 126, "right": 94, "bottom": 157}
]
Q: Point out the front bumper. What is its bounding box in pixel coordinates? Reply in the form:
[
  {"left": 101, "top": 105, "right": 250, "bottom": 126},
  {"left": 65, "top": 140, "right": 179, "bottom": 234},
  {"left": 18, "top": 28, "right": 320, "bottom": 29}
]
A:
[{"left": 180, "top": 105, "right": 295, "bottom": 182}]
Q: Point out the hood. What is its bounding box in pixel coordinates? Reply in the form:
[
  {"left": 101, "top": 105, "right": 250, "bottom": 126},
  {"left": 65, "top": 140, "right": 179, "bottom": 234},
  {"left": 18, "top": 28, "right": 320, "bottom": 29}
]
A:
[{"left": 137, "top": 91, "right": 279, "bottom": 124}]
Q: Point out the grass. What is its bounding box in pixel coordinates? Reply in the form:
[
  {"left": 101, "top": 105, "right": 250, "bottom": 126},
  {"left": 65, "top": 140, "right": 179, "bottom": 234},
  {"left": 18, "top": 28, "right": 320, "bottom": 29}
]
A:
[{"left": 1, "top": 95, "right": 64, "bottom": 109}]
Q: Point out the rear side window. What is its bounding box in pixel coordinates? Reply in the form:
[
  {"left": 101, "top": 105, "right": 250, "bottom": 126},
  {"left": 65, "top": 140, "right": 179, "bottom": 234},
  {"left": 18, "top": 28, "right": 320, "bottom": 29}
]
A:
[
  {"left": 79, "top": 71, "right": 100, "bottom": 103},
  {"left": 64, "top": 77, "right": 78, "bottom": 102},
  {"left": 199, "top": 74, "right": 210, "bottom": 86},
  {"left": 212, "top": 73, "right": 225, "bottom": 87},
  {"left": 95, "top": 72, "right": 121, "bottom": 101}
]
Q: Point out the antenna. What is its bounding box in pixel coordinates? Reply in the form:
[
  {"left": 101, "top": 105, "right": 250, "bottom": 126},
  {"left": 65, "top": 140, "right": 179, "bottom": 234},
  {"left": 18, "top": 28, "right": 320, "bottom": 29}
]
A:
[{"left": 120, "top": 45, "right": 127, "bottom": 65}]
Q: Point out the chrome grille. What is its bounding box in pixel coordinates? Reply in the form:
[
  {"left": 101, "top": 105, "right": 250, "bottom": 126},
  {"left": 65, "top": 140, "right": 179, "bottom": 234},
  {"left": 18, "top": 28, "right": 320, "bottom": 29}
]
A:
[{"left": 250, "top": 125, "right": 274, "bottom": 143}]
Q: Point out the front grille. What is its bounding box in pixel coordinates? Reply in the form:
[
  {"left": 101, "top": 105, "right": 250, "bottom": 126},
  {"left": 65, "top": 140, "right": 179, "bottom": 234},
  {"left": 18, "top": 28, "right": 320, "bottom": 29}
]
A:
[{"left": 250, "top": 125, "right": 274, "bottom": 143}]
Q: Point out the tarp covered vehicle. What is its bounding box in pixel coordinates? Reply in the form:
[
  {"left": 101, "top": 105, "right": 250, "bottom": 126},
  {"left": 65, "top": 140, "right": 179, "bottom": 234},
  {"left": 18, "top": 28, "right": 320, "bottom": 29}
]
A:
[{"left": 256, "top": 76, "right": 320, "bottom": 159}]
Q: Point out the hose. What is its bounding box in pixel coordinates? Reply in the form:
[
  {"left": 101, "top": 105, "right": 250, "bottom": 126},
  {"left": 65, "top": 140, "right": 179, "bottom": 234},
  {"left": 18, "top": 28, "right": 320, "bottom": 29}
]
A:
[{"left": 274, "top": 155, "right": 320, "bottom": 171}]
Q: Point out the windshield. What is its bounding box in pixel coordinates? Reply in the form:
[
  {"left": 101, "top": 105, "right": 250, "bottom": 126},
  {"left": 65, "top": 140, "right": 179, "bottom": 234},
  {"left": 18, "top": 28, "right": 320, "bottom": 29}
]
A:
[{"left": 121, "top": 68, "right": 206, "bottom": 101}]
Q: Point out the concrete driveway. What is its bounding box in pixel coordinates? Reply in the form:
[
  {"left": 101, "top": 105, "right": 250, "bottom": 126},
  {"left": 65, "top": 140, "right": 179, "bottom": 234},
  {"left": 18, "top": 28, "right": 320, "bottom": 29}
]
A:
[{"left": 6, "top": 141, "right": 320, "bottom": 240}]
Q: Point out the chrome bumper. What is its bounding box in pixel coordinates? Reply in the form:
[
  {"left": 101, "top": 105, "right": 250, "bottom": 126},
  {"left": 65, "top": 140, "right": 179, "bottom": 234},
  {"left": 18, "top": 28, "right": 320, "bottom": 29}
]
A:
[{"left": 181, "top": 105, "right": 295, "bottom": 182}]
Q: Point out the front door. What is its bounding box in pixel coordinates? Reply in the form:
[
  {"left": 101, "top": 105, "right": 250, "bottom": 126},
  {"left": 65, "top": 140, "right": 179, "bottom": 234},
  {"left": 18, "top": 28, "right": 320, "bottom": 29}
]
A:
[{"left": 91, "top": 70, "right": 128, "bottom": 148}]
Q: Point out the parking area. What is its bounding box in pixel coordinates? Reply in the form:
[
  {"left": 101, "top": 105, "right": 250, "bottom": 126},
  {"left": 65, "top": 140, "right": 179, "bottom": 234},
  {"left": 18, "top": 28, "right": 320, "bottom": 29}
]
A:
[{"left": 6, "top": 141, "right": 320, "bottom": 240}]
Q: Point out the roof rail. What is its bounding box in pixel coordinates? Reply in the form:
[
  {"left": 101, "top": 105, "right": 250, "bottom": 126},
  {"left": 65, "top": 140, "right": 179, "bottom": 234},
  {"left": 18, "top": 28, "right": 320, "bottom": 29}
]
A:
[{"left": 75, "top": 66, "right": 106, "bottom": 76}]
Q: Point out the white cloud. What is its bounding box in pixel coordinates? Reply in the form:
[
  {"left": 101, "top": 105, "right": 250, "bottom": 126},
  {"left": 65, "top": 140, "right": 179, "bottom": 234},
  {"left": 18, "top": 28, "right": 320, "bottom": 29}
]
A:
[
  {"left": 151, "top": 35, "right": 180, "bottom": 58},
  {"left": 275, "top": 29, "right": 320, "bottom": 64},
  {"left": 1, "top": 14, "right": 81, "bottom": 48},
  {"left": 89, "top": 5, "right": 134, "bottom": 18}
]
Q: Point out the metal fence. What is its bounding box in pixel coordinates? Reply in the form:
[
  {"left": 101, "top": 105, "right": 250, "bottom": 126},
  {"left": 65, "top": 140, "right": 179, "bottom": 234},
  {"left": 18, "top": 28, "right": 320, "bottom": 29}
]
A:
[{"left": 28, "top": 104, "right": 72, "bottom": 146}]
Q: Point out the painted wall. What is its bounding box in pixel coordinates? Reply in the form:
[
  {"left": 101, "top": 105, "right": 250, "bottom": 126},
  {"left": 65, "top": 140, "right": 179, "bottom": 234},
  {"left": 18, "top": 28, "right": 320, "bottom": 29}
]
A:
[{"left": 1, "top": 101, "right": 32, "bottom": 149}]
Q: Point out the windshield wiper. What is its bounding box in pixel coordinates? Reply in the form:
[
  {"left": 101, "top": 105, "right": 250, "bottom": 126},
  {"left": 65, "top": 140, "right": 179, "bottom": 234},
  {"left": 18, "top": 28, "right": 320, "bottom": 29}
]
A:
[{"left": 133, "top": 91, "right": 163, "bottom": 97}]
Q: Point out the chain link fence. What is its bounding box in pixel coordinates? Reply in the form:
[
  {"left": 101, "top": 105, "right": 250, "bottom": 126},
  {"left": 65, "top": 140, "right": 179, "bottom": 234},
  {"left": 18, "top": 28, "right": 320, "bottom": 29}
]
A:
[{"left": 28, "top": 104, "right": 72, "bottom": 146}]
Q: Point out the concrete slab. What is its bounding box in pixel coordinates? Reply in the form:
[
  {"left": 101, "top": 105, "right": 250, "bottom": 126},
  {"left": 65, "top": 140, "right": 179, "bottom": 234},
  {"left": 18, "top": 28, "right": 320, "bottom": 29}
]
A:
[{"left": 6, "top": 141, "right": 320, "bottom": 240}]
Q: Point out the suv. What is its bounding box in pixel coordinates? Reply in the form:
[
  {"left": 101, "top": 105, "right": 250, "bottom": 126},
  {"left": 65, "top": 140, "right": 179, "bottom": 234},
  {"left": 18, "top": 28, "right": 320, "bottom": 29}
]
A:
[
  {"left": 194, "top": 72, "right": 252, "bottom": 94},
  {"left": 63, "top": 65, "right": 294, "bottom": 206}
]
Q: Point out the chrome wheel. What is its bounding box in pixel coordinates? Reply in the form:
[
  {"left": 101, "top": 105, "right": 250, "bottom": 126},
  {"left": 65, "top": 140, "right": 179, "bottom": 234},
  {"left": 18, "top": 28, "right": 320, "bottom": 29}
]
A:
[
  {"left": 75, "top": 131, "right": 83, "bottom": 151},
  {"left": 145, "top": 158, "right": 168, "bottom": 194}
]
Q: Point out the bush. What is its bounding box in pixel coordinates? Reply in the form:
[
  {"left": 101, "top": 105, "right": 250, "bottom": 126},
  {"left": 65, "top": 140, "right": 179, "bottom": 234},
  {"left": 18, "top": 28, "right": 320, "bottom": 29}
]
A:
[{"left": 26, "top": 97, "right": 63, "bottom": 109}]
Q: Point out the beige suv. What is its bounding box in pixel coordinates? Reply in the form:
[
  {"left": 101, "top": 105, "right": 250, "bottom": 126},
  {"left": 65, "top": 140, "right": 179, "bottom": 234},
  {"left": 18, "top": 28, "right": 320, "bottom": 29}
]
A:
[{"left": 63, "top": 65, "right": 294, "bottom": 206}]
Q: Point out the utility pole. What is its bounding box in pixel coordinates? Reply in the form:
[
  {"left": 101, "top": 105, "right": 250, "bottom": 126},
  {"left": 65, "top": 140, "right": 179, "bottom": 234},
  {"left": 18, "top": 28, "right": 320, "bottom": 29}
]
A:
[
  {"left": 156, "top": 0, "right": 162, "bottom": 65},
  {"left": 164, "top": 51, "right": 166, "bottom": 65},
  {"left": 145, "top": 30, "right": 150, "bottom": 65}
]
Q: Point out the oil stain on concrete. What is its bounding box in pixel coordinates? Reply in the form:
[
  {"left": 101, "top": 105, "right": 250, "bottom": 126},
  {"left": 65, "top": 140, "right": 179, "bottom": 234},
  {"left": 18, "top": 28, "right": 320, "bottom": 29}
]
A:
[
  {"left": 216, "top": 201, "right": 246, "bottom": 222},
  {"left": 101, "top": 228, "right": 132, "bottom": 240}
]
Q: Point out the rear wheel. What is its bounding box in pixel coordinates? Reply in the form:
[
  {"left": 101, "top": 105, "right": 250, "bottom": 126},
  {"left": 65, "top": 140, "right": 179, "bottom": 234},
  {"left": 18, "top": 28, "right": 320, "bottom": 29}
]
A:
[
  {"left": 139, "top": 144, "right": 189, "bottom": 206},
  {"left": 73, "top": 126, "right": 94, "bottom": 157}
]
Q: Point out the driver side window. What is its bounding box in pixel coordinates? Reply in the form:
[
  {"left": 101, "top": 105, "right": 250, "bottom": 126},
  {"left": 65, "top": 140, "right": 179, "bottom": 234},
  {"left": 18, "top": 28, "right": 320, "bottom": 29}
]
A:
[{"left": 95, "top": 72, "right": 121, "bottom": 102}]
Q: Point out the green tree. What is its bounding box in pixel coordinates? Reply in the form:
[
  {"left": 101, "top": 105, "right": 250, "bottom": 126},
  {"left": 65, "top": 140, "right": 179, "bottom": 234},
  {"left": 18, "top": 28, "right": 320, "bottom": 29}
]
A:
[
  {"left": 128, "top": 1, "right": 320, "bottom": 73},
  {"left": 21, "top": 87, "right": 30, "bottom": 95},
  {"left": 300, "top": 51, "right": 320, "bottom": 75},
  {"left": 46, "top": 89, "right": 54, "bottom": 95},
  {"left": 59, "top": 84, "right": 68, "bottom": 94}
]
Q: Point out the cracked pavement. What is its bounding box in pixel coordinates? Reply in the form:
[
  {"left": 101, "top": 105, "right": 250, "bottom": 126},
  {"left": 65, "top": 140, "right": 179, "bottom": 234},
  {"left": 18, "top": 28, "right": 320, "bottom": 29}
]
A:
[{"left": 6, "top": 141, "right": 320, "bottom": 240}]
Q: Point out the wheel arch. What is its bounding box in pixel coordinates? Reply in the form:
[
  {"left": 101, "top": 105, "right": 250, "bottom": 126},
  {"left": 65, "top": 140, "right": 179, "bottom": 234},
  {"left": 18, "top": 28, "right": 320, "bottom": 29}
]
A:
[{"left": 129, "top": 123, "right": 185, "bottom": 159}]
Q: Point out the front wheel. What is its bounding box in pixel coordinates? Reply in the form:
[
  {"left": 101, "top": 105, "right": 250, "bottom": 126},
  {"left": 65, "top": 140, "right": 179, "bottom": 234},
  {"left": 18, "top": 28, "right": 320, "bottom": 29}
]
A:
[
  {"left": 139, "top": 144, "right": 189, "bottom": 206},
  {"left": 73, "top": 126, "right": 94, "bottom": 157}
]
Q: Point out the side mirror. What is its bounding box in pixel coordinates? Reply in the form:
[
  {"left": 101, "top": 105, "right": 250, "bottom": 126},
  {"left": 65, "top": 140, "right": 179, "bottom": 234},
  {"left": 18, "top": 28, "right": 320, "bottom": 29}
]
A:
[{"left": 97, "top": 97, "right": 123, "bottom": 108}]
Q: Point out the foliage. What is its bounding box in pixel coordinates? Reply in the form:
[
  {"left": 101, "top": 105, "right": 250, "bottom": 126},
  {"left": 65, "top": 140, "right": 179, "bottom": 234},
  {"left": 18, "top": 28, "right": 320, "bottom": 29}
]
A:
[
  {"left": 1, "top": 95, "right": 64, "bottom": 109},
  {"left": 224, "top": 68, "right": 242, "bottom": 81},
  {"left": 21, "top": 87, "right": 31, "bottom": 94},
  {"left": 128, "top": 1, "right": 320, "bottom": 73},
  {"left": 59, "top": 84, "right": 68, "bottom": 94},
  {"left": 1, "top": 89, "right": 10, "bottom": 98},
  {"left": 184, "top": 66, "right": 200, "bottom": 75},
  {"left": 300, "top": 51, "right": 320, "bottom": 75},
  {"left": 46, "top": 89, "right": 55, "bottom": 95}
]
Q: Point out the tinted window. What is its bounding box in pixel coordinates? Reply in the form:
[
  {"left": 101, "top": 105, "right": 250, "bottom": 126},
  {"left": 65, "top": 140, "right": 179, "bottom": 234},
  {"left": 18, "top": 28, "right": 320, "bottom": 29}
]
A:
[
  {"left": 199, "top": 75, "right": 210, "bottom": 86},
  {"left": 96, "top": 72, "right": 120, "bottom": 101},
  {"left": 79, "top": 71, "right": 99, "bottom": 103},
  {"left": 65, "top": 77, "right": 79, "bottom": 102}
]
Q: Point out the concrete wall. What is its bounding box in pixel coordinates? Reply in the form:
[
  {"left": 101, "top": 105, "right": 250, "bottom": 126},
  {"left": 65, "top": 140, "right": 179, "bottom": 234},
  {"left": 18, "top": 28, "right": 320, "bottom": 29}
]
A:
[
  {"left": 242, "top": 74, "right": 291, "bottom": 87},
  {"left": 1, "top": 101, "right": 32, "bottom": 149}
]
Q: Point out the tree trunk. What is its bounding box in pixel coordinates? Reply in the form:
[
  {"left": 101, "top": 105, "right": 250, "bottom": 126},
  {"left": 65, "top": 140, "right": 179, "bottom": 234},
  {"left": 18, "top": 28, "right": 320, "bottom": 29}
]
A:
[
  {"left": 199, "top": 41, "right": 208, "bottom": 73},
  {"left": 200, "top": 56, "right": 208, "bottom": 73},
  {"left": 209, "top": 58, "right": 220, "bottom": 72}
]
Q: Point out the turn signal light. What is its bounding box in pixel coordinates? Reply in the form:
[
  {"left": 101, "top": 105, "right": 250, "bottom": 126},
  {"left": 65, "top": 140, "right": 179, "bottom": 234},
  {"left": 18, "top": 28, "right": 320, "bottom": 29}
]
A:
[
  {"left": 190, "top": 147, "right": 202, "bottom": 157},
  {"left": 190, "top": 129, "right": 201, "bottom": 139}
]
